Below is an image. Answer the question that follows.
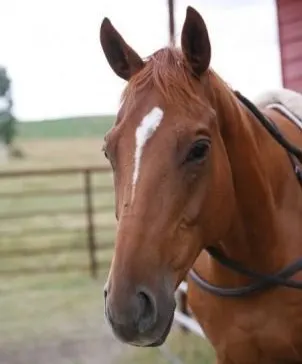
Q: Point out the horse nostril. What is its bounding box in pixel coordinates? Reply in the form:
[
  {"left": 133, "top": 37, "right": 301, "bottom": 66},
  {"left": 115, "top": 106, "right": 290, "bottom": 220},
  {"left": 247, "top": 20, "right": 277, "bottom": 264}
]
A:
[
  {"left": 137, "top": 290, "right": 156, "bottom": 334},
  {"left": 138, "top": 291, "right": 152, "bottom": 317}
]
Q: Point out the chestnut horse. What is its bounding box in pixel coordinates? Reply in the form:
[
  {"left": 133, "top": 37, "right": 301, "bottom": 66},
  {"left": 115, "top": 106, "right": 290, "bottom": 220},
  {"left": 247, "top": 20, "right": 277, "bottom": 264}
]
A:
[{"left": 100, "top": 6, "right": 302, "bottom": 363}]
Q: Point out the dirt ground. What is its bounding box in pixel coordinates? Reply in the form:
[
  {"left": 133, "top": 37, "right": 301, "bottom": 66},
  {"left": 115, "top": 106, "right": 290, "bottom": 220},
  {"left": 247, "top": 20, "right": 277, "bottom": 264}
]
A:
[{"left": 0, "top": 325, "right": 127, "bottom": 364}]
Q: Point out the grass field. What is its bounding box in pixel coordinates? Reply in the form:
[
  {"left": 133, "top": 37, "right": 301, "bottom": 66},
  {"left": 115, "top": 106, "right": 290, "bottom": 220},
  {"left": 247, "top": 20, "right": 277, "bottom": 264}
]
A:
[
  {"left": 0, "top": 117, "right": 216, "bottom": 364},
  {"left": 18, "top": 115, "right": 115, "bottom": 139}
]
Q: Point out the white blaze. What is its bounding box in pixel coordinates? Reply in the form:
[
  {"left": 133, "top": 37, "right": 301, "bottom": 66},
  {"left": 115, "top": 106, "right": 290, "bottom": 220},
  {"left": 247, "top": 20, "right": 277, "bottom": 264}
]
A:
[{"left": 132, "top": 107, "right": 164, "bottom": 200}]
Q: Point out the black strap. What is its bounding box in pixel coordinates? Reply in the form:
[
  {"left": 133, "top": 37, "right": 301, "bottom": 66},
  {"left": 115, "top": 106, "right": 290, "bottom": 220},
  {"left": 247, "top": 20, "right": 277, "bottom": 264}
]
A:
[
  {"left": 189, "top": 248, "right": 302, "bottom": 298},
  {"left": 254, "top": 102, "right": 302, "bottom": 183},
  {"left": 235, "top": 91, "right": 302, "bottom": 162},
  {"left": 189, "top": 91, "right": 302, "bottom": 297},
  {"left": 236, "top": 91, "right": 302, "bottom": 182}
]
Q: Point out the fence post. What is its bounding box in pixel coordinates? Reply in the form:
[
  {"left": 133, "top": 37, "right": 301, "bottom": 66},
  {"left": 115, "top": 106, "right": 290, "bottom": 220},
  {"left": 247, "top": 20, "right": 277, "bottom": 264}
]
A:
[{"left": 84, "top": 169, "right": 98, "bottom": 278}]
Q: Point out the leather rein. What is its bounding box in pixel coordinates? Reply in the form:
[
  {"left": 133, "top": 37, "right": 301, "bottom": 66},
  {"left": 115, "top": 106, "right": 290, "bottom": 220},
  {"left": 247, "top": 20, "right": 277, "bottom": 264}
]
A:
[{"left": 188, "top": 91, "right": 302, "bottom": 297}]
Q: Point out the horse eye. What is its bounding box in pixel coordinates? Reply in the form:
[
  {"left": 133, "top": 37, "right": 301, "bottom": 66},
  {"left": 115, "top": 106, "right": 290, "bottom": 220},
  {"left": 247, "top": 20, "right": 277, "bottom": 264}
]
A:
[{"left": 185, "top": 140, "right": 210, "bottom": 163}]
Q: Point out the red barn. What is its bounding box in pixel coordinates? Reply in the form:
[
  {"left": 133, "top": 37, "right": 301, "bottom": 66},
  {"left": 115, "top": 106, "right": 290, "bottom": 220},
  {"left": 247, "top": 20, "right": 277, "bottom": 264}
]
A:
[{"left": 276, "top": 0, "right": 302, "bottom": 92}]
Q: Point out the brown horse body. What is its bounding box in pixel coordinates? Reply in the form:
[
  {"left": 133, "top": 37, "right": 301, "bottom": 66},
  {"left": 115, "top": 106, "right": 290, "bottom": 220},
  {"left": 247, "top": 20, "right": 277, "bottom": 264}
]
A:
[
  {"left": 100, "top": 6, "right": 302, "bottom": 363},
  {"left": 189, "top": 102, "right": 302, "bottom": 363}
]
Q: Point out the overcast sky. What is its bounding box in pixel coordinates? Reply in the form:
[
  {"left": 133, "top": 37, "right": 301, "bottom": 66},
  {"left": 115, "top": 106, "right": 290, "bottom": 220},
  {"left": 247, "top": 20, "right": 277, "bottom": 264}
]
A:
[{"left": 0, "top": 0, "right": 281, "bottom": 121}]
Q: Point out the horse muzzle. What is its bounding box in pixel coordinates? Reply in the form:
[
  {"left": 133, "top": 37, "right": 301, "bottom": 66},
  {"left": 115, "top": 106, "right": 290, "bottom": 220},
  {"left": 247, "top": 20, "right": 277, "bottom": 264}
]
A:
[{"left": 104, "top": 283, "right": 176, "bottom": 346}]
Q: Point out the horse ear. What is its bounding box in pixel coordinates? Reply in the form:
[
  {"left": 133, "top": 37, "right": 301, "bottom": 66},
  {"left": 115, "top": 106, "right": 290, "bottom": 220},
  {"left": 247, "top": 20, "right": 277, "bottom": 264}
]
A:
[
  {"left": 100, "top": 18, "right": 144, "bottom": 81},
  {"left": 181, "top": 6, "right": 211, "bottom": 77}
]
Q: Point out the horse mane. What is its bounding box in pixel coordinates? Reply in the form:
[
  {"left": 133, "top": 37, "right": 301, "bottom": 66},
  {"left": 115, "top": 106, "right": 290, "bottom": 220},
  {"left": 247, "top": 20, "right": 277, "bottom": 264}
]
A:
[{"left": 121, "top": 47, "right": 211, "bottom": 115}]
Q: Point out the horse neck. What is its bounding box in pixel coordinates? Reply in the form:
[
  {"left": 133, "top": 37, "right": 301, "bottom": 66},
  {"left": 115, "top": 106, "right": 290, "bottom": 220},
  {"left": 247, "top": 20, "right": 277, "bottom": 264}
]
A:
[{"left": 206, "top": 73, "right": 291, "bottom": 272}]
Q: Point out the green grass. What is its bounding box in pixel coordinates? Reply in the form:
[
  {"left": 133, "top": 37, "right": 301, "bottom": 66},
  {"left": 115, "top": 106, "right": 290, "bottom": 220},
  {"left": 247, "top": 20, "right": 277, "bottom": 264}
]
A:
[{"left": 17, "top": 115, "right": 115, "bottom": 139}]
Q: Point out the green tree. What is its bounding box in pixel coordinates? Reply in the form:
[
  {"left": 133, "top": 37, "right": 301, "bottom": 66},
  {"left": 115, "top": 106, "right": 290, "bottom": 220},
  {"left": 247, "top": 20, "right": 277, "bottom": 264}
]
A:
[
  {"left": 0, "top": 67, "right": 10, "bottom": 96},
  {"left": 0, "top": 66, "right": 17, "bottom": 147}
]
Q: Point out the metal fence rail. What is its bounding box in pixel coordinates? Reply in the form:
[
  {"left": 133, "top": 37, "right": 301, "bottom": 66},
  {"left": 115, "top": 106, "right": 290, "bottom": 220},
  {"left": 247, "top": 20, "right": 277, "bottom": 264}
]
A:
[{"left": 0, "top": 165, "right": 115, "bottom": 277}]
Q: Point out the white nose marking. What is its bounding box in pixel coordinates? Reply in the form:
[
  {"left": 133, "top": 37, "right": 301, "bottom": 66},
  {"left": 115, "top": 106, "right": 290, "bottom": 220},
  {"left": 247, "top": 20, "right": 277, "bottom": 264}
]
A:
[{"left": 132, "top": 107, "right": 164, "bottom": 201}]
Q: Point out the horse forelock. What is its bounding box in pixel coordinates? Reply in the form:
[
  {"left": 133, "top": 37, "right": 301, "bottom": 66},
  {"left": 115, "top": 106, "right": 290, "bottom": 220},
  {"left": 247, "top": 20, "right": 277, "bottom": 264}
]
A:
[{"left": 120, "top": 47, "right": 209, "bottom": 116}]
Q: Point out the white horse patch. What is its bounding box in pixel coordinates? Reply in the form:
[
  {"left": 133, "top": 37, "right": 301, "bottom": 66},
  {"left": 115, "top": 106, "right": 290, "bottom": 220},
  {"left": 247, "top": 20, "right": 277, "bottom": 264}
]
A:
[{"left": 132, "top": 107, "right": 164, "bottom": 201}]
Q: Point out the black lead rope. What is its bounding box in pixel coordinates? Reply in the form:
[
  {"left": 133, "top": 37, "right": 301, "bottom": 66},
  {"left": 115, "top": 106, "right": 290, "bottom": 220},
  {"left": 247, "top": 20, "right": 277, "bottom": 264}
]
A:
[{"left": 189, "top": 91, "right": 302, "bottom": 297}]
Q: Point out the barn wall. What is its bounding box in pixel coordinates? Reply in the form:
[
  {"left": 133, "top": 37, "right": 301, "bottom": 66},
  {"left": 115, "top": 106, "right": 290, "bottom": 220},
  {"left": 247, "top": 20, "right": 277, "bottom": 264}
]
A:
[{"left": 276, "top": 0, "right": 302, "bottom": 92}]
